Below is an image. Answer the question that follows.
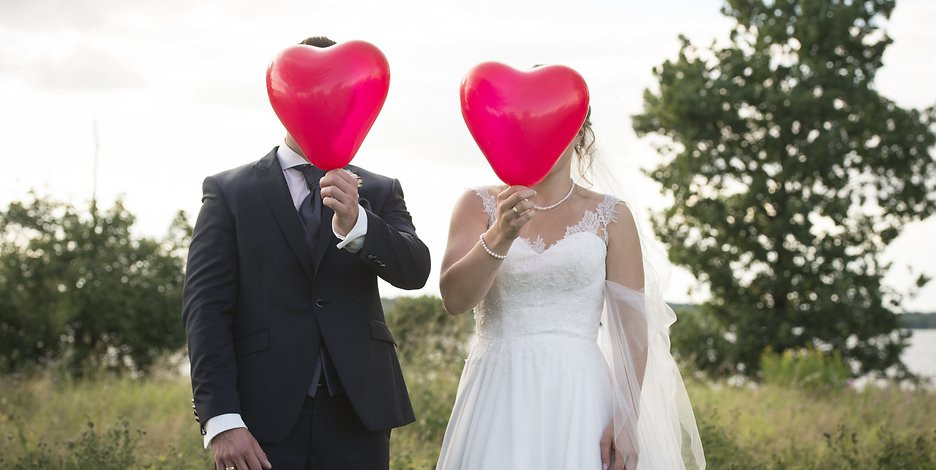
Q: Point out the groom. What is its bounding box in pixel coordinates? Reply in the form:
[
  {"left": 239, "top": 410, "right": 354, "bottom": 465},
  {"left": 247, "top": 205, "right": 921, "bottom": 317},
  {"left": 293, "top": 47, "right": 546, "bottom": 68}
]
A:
[{"left": 182, "top": 36, "right": 430, "bottom": 469}]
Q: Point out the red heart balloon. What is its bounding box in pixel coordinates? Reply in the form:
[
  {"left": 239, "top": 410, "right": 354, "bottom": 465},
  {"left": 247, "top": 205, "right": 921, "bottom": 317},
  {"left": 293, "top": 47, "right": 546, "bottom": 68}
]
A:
[
  {"left": 266, "top": 41, "right": 390, "bottom": 170},
  {"left": 460, "top": 63, "right": 590, "bottom": 186}
]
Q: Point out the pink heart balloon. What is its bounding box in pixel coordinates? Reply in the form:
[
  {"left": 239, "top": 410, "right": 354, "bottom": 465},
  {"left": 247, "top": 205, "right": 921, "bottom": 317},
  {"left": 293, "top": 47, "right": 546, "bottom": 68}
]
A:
[
  {"left": 460, "top": 62, "right": 590, "bottom": 186},
  {"left": 266, "top": 41, "right": 390, "bottom": 170}
]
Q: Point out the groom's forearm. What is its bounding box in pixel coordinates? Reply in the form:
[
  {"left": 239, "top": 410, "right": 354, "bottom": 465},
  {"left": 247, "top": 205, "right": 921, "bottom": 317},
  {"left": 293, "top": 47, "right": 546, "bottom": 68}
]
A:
[
  {"left": 359, "top": 209, "right": 431, "bottom": 289},
  {"left": 356, "top": 179, "right": 431, "bottom": 289},
  {"left": 333, "top": 204, "right": 368, "bottom": 252}
]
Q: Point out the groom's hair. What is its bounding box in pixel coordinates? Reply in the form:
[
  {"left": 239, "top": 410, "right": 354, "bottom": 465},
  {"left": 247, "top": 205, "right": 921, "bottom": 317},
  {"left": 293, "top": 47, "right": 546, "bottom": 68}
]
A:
[{"left": 300, "top": 36, "right": 336, "bottom": 48}]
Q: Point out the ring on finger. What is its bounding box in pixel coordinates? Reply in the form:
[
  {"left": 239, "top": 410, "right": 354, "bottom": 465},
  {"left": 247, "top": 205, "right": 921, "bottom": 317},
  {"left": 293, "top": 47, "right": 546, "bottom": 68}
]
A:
[
  {"left": 512, "top": 206, "right": 523, "bottom": 217},
  {"left": 225, "top": 466, "right": 236, "bottom": 470}
]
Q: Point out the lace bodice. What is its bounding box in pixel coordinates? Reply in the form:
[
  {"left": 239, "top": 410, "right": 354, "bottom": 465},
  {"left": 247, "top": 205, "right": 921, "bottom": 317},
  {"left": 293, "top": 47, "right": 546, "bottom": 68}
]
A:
[{"left": 473, "top": 187, "right": 622, "bottom": 342}]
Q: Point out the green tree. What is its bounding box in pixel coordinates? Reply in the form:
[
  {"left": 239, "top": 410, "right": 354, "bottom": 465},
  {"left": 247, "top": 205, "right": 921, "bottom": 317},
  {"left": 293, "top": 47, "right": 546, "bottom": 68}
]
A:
[
  {"left": 0, "top": 194, "right": 191, "bottom": 376},
  {"left": 634, "top": 0, "right": 935, "bottom": 378}
]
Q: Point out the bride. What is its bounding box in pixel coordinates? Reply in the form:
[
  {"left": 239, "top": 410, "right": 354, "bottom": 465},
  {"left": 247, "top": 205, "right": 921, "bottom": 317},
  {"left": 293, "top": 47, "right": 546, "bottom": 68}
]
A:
[{"left": 435, "top": 108, "right": 706, "bottom": 469}]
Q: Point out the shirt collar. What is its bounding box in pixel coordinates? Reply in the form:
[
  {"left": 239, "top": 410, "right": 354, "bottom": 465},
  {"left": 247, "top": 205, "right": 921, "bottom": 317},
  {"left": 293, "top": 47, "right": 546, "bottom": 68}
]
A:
[{"left": 276, "top": 143, "right": 310, "bottom": 170}]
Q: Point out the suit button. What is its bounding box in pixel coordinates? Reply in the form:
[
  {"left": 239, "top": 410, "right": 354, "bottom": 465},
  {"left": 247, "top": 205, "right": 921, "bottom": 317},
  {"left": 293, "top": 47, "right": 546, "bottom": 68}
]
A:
[
  {"left": 366, "top": 254, "right": 376, "bottom": 261},
  {"left": 315, "top": 299, "right": 328, "bottom": 308}
]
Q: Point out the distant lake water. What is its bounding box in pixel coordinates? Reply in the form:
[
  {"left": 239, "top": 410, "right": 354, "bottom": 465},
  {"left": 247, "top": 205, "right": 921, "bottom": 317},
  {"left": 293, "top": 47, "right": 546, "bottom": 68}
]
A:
[{"left": 905, "top": 329, "right": 936, "bottom": 381}]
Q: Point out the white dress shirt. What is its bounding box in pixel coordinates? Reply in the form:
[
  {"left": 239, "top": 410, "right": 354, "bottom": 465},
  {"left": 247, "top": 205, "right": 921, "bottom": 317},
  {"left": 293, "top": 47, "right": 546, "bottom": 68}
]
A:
[{"left": 202, "top": 144, "right": 368, "bottom": 448}]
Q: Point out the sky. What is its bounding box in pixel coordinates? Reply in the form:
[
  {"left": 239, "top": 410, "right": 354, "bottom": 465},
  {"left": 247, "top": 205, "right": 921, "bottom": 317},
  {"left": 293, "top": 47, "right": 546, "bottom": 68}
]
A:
[{"left": 1, "top": 0, "right": 934, "bottom": 310}]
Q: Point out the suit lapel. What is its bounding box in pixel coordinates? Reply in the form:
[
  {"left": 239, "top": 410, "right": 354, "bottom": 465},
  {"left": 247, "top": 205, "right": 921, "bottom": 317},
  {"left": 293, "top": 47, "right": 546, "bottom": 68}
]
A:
[{"left": 253, "top": 149, "right": 316, "bottom": 284}]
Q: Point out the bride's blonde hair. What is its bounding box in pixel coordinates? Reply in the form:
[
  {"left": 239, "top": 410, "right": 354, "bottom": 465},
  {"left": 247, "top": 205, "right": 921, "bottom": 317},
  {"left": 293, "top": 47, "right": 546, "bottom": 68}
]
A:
[{"left": 575, "top": 106, "right": 597, "bottom": 186}]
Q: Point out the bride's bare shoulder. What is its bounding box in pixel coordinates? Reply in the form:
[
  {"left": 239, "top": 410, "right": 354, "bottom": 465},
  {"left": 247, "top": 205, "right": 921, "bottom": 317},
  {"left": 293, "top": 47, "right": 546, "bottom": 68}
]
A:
[
  {"left": 574, "top": 187, "right": 634, "bottom": 229},
  {"left": 473, "top": 185, "right": 507, "bottom": 198},
  {"left": 605, "top": 197, "right": 637, "bottom": 237},
  {"left": 456, "top": 185, "right": 503, "bottom": 203},
  {"left": 450, "top": 185, "right": 502, "bottom": 220}
]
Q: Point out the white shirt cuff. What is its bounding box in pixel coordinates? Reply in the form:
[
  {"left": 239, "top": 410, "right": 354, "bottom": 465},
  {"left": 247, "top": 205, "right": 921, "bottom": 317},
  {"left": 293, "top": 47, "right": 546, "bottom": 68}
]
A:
[
  {"left": 203, "top": 413, "right": 247, "bottom": 449},
  {"left": 334, "top": 204, "right": 367, "bottom": 252}
]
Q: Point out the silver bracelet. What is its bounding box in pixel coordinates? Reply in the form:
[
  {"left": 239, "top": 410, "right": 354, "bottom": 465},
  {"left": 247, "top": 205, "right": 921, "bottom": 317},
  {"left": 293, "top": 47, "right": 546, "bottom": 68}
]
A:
[{"left": 479, "top": 233, "right": 507, "bottom": 260}]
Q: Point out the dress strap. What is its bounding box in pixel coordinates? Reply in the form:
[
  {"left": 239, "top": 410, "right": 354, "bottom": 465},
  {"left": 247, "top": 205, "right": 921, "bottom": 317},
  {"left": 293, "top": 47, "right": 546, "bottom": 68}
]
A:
[
  {"left": 596, "top": 195, "right": 622, "bottom": 227},
  {"left": 473, "top": 187, "right": 497, "bottom": 226},
  {"left": 596, "top": 195, "right": 624, "bottom": 244}
]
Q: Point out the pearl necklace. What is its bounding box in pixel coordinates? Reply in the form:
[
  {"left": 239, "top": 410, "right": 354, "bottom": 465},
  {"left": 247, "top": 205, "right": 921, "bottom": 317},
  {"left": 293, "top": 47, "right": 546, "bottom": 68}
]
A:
[{"left": 533, "top": 182, "right": 575, "bottom": 211}]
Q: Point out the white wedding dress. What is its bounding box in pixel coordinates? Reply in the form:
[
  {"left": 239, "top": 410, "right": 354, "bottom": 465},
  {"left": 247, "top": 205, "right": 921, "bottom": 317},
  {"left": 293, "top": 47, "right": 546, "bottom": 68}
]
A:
[{"left": 436, "top": 188, "right": 705, "bottom": 470}]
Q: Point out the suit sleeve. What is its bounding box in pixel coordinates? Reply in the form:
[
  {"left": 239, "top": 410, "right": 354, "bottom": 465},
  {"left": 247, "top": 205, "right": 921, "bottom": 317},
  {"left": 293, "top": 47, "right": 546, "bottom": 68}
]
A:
[
  {"left": 181, "top": 176, "right": 241, "bottom": 433},
  {"left": 357, "top": 178, "right": 431, "bottom": 290}
]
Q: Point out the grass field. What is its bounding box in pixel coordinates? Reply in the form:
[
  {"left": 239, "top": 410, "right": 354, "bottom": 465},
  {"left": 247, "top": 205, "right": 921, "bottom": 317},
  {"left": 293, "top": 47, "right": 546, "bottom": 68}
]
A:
[
  {"left": 1, "top": 296, "right": 934, "bottom": 469},
  {"left": 1, "top": 373, "right": 933, "bottom": 468}
]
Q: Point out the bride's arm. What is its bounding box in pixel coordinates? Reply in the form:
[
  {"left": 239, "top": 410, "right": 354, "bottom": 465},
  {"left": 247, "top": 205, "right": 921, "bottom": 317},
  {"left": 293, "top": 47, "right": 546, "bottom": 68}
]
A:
[
  {"left": 605, "top": 201, "right": 647, "bottom": 384},
  {"left": 439, "top": 187, "right": 535, "bottom": 315},
  {"left": 606, "top": 202, "right": 644, "bottom": 292}
]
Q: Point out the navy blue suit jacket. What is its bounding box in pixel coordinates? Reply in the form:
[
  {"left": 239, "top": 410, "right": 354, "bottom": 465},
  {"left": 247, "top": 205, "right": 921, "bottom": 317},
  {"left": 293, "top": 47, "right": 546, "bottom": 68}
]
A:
[{"left": 182, "top": 148, "right": 430, "bottom": 442}]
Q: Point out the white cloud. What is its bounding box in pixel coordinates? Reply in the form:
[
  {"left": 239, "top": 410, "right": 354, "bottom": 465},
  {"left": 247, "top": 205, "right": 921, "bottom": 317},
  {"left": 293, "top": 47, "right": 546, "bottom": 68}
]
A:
[{"left": 28, "top": 43, "right": 146, "bottom": 90}]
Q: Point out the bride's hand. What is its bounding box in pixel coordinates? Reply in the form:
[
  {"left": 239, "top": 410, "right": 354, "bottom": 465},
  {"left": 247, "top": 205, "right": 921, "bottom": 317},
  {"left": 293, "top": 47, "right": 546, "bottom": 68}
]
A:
[
  {"left": 486, "top": 186, "right": 535, "bottom": 246},
  {"left": 600, "top": 422, "right": 637, "bottom": 470}
]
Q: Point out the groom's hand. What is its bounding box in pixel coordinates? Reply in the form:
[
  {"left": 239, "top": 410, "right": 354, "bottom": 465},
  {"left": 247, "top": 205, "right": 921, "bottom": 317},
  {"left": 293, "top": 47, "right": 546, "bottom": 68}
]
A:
[
  {"left": 210, "top": 428, "right": 272, "bottom": 470},
  {"left": 320, "top": 169, "right": 360, "bottom": 236}
]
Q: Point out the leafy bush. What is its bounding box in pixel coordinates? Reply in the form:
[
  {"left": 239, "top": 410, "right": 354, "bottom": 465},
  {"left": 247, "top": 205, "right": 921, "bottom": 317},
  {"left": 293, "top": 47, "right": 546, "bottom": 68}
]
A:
[
  {"left": 66, "top": 421, "right": 139, "bottom": 469},
  {"left": 0, "top": 195, "right": 190, "bottom": 376},
  {"left": 2, "top": 418, "right": 203, "bottom": 469},
  {"left": 5, "top": 420, "right": 136, "bottom": 469},
  {"left": 385, "top": 295, "right": 474, "bottom": 469},
  {"left": 760, "top": 347, "right": 851, "bottom": 390},
  {"left": 694, "top": 407, "right": 766, "bottom": 470},
  {"left": 670, "top": 304, "right": 739, "bottom": 376},
  {"left": 822, "top": 425, "right": 936, "bottom": 470}
]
